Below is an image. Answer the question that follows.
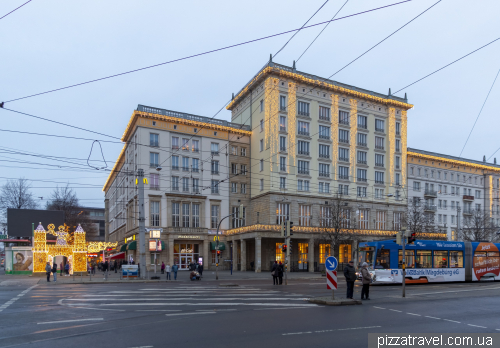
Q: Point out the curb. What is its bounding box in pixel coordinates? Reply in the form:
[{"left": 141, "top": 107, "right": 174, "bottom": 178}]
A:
[{"left": 308, "top": 298, "right": 362, "bottom": 306}]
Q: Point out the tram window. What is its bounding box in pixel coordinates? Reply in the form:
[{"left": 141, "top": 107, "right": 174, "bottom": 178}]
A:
[
  {"left": 488, "top": 252, "right": 500, "bottom": 257},
  {"left": 416, "top": 250, "right": 432, "bottom": 268},
  {"left": 398, "top": 250, "right": 415, "bottom": 268},
  {"left": 449, "top": 251, "right": 463, "bottom": 268},
  {"left": 433, "top": 251, "right": 448, "bottom": 268},
  {"left": 375, "top": 249, "right": 390, "bottom": 269}
]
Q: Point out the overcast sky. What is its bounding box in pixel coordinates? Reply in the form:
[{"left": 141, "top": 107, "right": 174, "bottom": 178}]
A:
[{"left": 1, "top": 0, "right": 499, "bottom": 208}]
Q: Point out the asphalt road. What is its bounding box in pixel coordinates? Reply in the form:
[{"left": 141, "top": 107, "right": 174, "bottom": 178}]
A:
[{"left": 1, "top": 274, "right": 500, "bottom": 348}]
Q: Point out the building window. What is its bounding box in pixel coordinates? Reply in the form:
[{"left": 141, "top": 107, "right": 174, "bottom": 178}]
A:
[
  {"left": 357, "top": 187, "right": 367, "bottom": 197},
  {"left": 192, "top": 178, "right": 199, "bottom": 193},
  {"left": 192, "top": 158, "right": 199, "bottom": 172},
  {"left": 150, "top": 133, "right": 159, "bottom": 147},
  {"left": 357, "top": 133, "right": 367, "bottom": 146},
  {"left": 339, "top": 148, "right": 349, "bottom": 162},
  {"left": 375, "top": 188, "right": 384, "bottom": 199},
  {"left": 298, "top": 121, "right": 309, "bottom": 135},
  {"left": 280, "top": 95, "right": 287, "bottom": 110},
  {"left": 211, "top": 143, "right": 219, "bottom": 155},
  {"left": 319, "top": 125, "right": 330, "bottom": 139},
  {"left": 182, "top": 157, "right": 189, "bottom": 171},
  {"left": 150, "top": 173, "right": 159, "bottom": 190},
  {"left": 182, "top": 177, "right": 189, "bottom": 192},
  {"left": 319, "top": 182, "right": 330, "bottom": 193},
  {"left": 260, "top": 139, "right": 264, "bottom": 151},
  {"left": 319, "top": 163, "right": 330, "bottom": 177},
  {"left": 211, "top": 180, "right": 219, "bottom": 194},
  {"left": 181, "top": 138, "right": 189, "bottom": 151},
  {"left": 375, "top": 154, "right": 384, "bottom": 167},
  {"left": 150, "top": 152, "right": 159, "bottom": 167},
  {"left": 319, "top": 106, "right": 330, "bottom": 121},
  {"left": 171, "top": 176, "right": 179, "bottom": 191},
  {"left": 358, "top": 115, "right": 367, "bottom": 129},
  {"left": 260, "top": 159, "right": 264, "bottom": 171},
  {"left": 172, "top": 203, "right": 180, "bottom": 227},
  {"left": 182, "top": 203, "right": 190, "bottom": 227},
  {"left": 191, "top": 140, "right": 199, "bottom": 153},
  {"left": 358, "top": 209, "right": 369, "bottom": 229},
  {"left": 298, "top": 140, "right": 309, "bottom": 155},
  {"left": 279, "top": 116, "right": 287, "bottom": 131},
  {"left": 240, "top": 184, "right": 247, "bottom": 194},
  {"left": 339, "top": 110, "right": 349, "bottom": 125},
  {"left": 232, "top": 206, "right": 246, "bottom": 228},
  {"left": 338, "top": 166, "right": 349, "bottom": 180},
  {"left": 357, "top": 169, "right": 367, "bottom": 182},
  {"left": 240, "top": 164, "right": 247, "bottom": 175},
  {"left": 280, "top": 157, "right": 287, "bottom": 172},
  {"left": 276, "top": 203, "right": 290, "bottom": 224},
  {"left": 298, "top": 160, "right": 309, "bottom": 175},
  {"left": 396, "top": 122, "right": 401, "bottom": 135},
  {"left": 298, "top": 101, "right": 310, "bottom": 116},
  {"left": 172, "top": 137, "right": 179, "bottom": 150},
  {"left": 231, "top": 146, "right": 237, "bottom": 155},
  {"left": 375, "top": 136, "right": 384, "bottom": 150},
  {"left": 339, "top": 129, "right": 349, "bottom": 143},
  {"left": 375, "top": 171, "right": 385, "bottom": 184},
  {"left": 319, "top": 144, "right": 330, "bottom": 158},
  {"left": 357, "top": 151, "right": 367, "bottom": 164},
  {"left": 396, "top": 139, "right": 400, "bottom": 152},
  {"left": 231, "top": 183, "right": 237, "bottom": 193},
  {"left": 320, "top": 206, "right": 331, "bottom": 226},
  {"left": 376, "top": 211, "right": 386, "bottom": 230},
  {"left": 395, "top": 156, "right": 400, "bottom": 169},
  {"left": 150, "top": 201, "right": 160, "bottom": 227},
  {"left": 279, "top": 136, "right": 286, "bottom": 152},
  {"left": 299, "top": 205, "right": 311, "bottom": 226},
  {"left": 396, "top": 173, "right": 401, "bottom": 186},
  {"left": 280, "top": 177, "right": 286, "bottom": 189},
  {"left": 394, "top": 212, "right": 402, "bottom": 231},
  {"left": 192, "top": 204, "right": 200, "bottom": 227},
  {"left": 413, "top": 181, "right": 421, "bottom": 191},
  {"left": 172, "top": 156, "right": 179, "bottom": 170},
  {"left": 211, "top": 160, "right": 219, "bottom": 175},
  {"left": 260, "top": 99, "right": 264, "bottom": 112},
  {"left": 339, "top": 244, "right": 352, "bottom": 263},
  {"left": 211, "top": 205, "right": 219, "bottom": 228},
  {"left": 338, "top": 184, "right": 349, "bottom": 195},
  {"left": 260, "top": 119, "right": 264, "bottom": 132},
  {"left": 319, "top": 244, "right": 331, "bottom": 263},
  {"left": 260, "top": 179, "right": 264, "bottom": 191},
  {"left": 275, "top": 243, "right": 285, "bottom": 263},
  {"left": 240, "top": 148, "right": 247, "bottom": 157},
  {"left": 297, "top": 180, "right": 310, "bottom": 192}
]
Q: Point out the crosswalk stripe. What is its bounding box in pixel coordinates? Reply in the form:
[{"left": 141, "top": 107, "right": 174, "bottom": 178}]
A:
[
  {"left": 66, "top": 297, "right": 309, "bottom": 301},
  {"left": 98, "top": 303, "right": 317, "bottom": 307}
]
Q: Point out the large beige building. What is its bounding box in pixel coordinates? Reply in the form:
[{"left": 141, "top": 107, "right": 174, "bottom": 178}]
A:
[{"left": 225, "top": 60, "right": 442, "bottom": 272}]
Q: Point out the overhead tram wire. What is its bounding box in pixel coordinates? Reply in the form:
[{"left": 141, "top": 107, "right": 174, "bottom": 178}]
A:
[
  {"left": 459, "top": 66, "right": 500, "bottom": 157},
  {"left": 0, "top": 0, "right": 32, "bottom": 21},
  {"left": 1, "top": 0, "right": 412, "bottom": 105},
  {"left": 296, "top": 0, "right": 350, "bottom": 62}
]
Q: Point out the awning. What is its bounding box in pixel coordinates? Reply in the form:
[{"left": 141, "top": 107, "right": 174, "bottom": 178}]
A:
[
  {"left": 120, "top": 244, "right": 127, "bottom": 252},
  {"left": 210, "top": 242, "right": 225, "bottom": 251},
  {"left": 160, "top": 241, "right": 166, "bottom": 251},
  {"left": 107, "top": 252, "right": 125, "bottom": 260},
  {"left": 127, "top": 241, "right": 137, "bottom": 250}
]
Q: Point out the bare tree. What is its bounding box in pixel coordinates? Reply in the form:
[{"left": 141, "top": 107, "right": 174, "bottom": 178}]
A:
[
  {"left": 459, "top": 209, "right": 499, "bottom": 242},
  {"left": 316, "top": 194, "right": 360, "bottom": 263},
  {"left": 403, "top": 201, "right": 438, "bottom": 235},
  {"left": 45, "top": 184, "right": 97, "bottom": 237},
  {"left": 0, "top": 178, "right": 39, "bottom": 232}
]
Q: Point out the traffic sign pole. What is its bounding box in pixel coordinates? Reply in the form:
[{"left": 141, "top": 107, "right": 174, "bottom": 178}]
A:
[{"left": 325, "top": 256, "right": 338, "bottom": 300}]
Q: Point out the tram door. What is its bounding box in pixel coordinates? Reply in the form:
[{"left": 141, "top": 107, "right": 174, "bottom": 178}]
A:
[{"left": 298, "top": 243, "right": 308, "bottom": 270}]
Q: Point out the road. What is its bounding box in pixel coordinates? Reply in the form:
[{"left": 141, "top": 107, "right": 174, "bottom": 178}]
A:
[{"left": 1, "top": 274, "right": 500, "bottom": 347}]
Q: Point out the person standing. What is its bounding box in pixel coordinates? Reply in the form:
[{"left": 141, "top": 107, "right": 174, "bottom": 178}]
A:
[
  {"left": 165, "top": 263, "right": 171, "bottom": 280},
  {"left": 114, "top": 260, "right": 118, "bottom": 273},
  {"left": 360, "top": 262, "right": 371, "bottom": 300},
  {"left": 271, "top": 261, "right": 279, "bottom": 285},
  {"left": 172, "top": 263, "right": 178, "bottom": 280},
  {"left": 161, "top": 262, "right": 165, "bottom": 274},
  {"left": 343, "top": 260, "right": 357, "bottom": 299},
  {"left": 60, "top": 262, "right": 63, "bottom": 276},
  {"left": 45, "top": 262, "right": 51, "bottom": 282},
  {"left": 65, "top": 262, "right": 70, "bottom": 276},
  {"left": 52, "top": 262, "right": 58, "bottom": 282},
  {"left": 198, "top": 263, "right": 203, "bottom": 277},
  {"left": 278, "top": 262, "right": 284, "bottom": 285}
]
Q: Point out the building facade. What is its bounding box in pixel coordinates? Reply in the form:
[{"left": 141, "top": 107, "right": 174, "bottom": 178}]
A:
[
  {"left": 407, "top": 148, "right": 500, "bottom": 240},
  {"left": 81, "top": 207, "right": 105, "bottom": 242},
  {"left": 225, "top": 60, "right": 443, "bottom": 272},
  {"left": 103, "top": 105, "right": 251, "bottom": 271}
]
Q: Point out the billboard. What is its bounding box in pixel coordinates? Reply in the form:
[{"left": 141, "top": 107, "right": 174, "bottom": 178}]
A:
[{"left": 7, "top": 209, "right": 65, "bottom": 237}]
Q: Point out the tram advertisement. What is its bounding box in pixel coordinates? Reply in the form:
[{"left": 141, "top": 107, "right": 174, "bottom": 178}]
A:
[{"left": 473, "top": 242, "right": 500, "bottom": 281}]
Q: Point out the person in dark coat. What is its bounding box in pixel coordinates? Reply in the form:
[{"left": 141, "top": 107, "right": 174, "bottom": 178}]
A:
[
  {"left": 360, "top": 262, "right": 371, "bottom": 300},
  {"left": 271, "top": 261, "right": 279, "bottom": 285},
  {"left": 343, "top": 260, "right": 357, "bottom": 299},
  {"left": 45, "top": 262, "right": 51, "bottom": 282},
  {"left": 161, "top": 262, "right": 165, "bottom": 274},
  {"left": 198, "top": 263, "right": 203, "bottom": 277},
  {"left": 278, "top": 262, "right": 284, "bottom": 285},
  {"left": 52, "top": 262, "right": 58, "bottom": 282}
]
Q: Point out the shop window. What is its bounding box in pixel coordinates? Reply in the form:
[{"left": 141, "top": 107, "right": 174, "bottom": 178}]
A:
[
  {"left": 275, "top": 243, "right": 285, "bottom": 262},
  {"left": 338, "top": 244, "right": 351, "bottom": 263},
  {"left": 319, "top": 244, "right": 331, "bottom": 264}
]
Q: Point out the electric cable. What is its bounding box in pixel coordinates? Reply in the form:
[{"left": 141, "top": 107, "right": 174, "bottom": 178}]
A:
[{"left": 0, "top": 0, "right": 32, "bottom": 21}]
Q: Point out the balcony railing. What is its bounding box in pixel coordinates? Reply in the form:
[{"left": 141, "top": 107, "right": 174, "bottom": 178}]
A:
[
  {"left": 358, "top": 124, "right": 367, "bottom": 129},
  {"left": 150, "top": 163, "right": 159, "bottom": 168},
  {"left": 298, "top": 130, "right": 310, "bottom": 136},
  {"left": 280, "top": 147, "right": 287, "bottom": 152},
  {"left": 357, "top": 160, "right": 367, "bottom": 165},
  {"left": 280, "top": 126, "right": 287, "bottom": 132},
  {"left": 182, "top": 187, "right": 189, "bottom": 192},
  {"left": 298, "top": 169, "right": 310, "bottom": 175},
  {"left": 319, "top": 134, "right": 330, "bottom": 140},
  {"left": 339, "top": 119, "right": 349, "bottom": 125},
  {"left": 192, "top": 168, "right": 199, "bottom": 173},
  {"left": 280, "top": 106, "right": 287, "bottom": 111},
  {"left": 319, "top": 153, "right": 330, "bottom": 159},
  {"left": 424, "top": 204, "right": 437, "bottom": 212},
  {"left": 319, "top": 172, "right": 330, "bottom": 177},
  {"left": 339, "top": 175, "right": 349, "bottom": 180},
  {"left": 375, "top": 162, "right": 385, "bottom": 167},
  {"left": 172, "top": 165, "right": 179, "bottom": 170},
  {"left": 172, "top": 145, "right": 179, "bottom": 150},
  {"left": 375, "top": 179, "right": 384, "bottom": 184},
  {"left": 339, "top": 157, "right": 349, "bottom": 162},
  {"left": 182, "top": 167, "right": 190, "bottom": 172},
  {"left": 424, "top": 189, "right": 438, "bottom": 197},
  {"left": 150, "top": 142, "right": 159, "bottom": 147},
  {"left": 298, "top": 150, "right": 309, "bottom": 155},
  {"left": 358, "top": 142, "right": 367, "bottom": 147},
  {"left": 280, "top": 166, "right": 287, "bottom": 172},
  {"left": 211, "top": 151, "right": 219, "bottom": 156},
  {"left": 375, "top": 127, "right": 385, "bottom": 133},
  {"left": 463, "top": 195, "right": 475, "bottom": 201},
  {"left": 463, "top": 209, "right": 473, "bottom": 215},
  {"left": 211, "top": 170, "right": 219, "bottom": 175},
  {"left": 319, "top": 115, "right": 330, "bottom": 121},
  {"left": 339, "top": 139, "right": 349, "bottom": 144},
  {"left": 172, "top": 186, "right": 179, "bottom": 192},
  {"left": 192, "top": 148, "right": 199, "bottom": 153},
  {"left": 357, "top": 177, "right": 367, "bottom": 182},
  {"left": 375, "top": 145, "right": 385, "bottom": 150},
  {"left": 298, "top": 111, "right": 310, "bottom": 117}
]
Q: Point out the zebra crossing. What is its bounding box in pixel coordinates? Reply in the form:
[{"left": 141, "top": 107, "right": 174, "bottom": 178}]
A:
[{"left": 60, "top": 286, "right": 319, "bottom": 312}]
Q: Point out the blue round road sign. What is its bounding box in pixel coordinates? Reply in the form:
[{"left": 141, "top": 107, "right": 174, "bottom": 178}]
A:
[{"left": 325, "top": 256, "right": 338, "bottom": 271}]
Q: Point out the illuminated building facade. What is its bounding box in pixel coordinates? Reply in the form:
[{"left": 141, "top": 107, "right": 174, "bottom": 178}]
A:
[
  {"left": 103, "top": 105, "right": 251, "bottom": 271},
  {"left": 226, "top": 59, "right": 432, "bottom": 272},
  {"left": 407, "top": 148, "right": 500, "bottom": 240}
]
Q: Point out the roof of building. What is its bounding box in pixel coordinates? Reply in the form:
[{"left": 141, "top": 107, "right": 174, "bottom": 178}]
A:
[
  {"left": 227, "top": 60, "right": 413, "bottom": 111},
  {"left": 408, "top": 148, "right": 500, "bottom": 173}
]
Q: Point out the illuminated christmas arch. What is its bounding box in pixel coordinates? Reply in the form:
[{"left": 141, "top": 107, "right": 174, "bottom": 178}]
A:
[{"left": 32, "top": 223, "right": 117, "bottom": 274}]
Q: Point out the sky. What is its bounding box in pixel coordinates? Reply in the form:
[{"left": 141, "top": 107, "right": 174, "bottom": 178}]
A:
[{"left": 0, "top": 0, "right": 499, "bottom": 208}]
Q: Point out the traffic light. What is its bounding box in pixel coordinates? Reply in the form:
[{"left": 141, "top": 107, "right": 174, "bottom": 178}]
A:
[
  {"left": 286, "top": 221, "right": 294, "bottom": 236},
  {"left": 280, "top": 219, "right": 286, "bottom": 237},
  {"left": 407, "top": 232, "right": 416, "bottom": 244},
  {"left": 282, "top": 244, "right": 287, "bottom": 253},
  {"left": 217, "top": 250, "right": 221, "bottom": 257}
]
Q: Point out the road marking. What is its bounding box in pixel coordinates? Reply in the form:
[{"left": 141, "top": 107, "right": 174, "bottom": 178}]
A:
[
  {"left": 407, "top": 286, "right": 500, "bottom": 297},
  {"left": 425, "top": 316, "right": 441, "bottom": 320},
  {"left": 407, "top": 313, "right": 421, "bottom": 316},
  {"left": 373, "top": 306, "right": 385, "bottom": 309},
  {"left": 389, "top": 309, "right": 402, "bottom": 312},
  {"left": 165, "top": 312, "right": 216, "bottom": 317},
  {"left": 128, "top": 346, "right": 153, "bottom": 348},
  {"left": 38, "top": 318, "right": 104, "bottom": 325},
  {"left": 283, "top": 326, "right": 381, "bottom": 336},
  {"left": 254, "top": 307, "right": 318, "bottom": 311},
  {"left": 196, "top": 309, "right": 237, "bottom": 312},
  {"left": 69, "top": 306, "right": 126, "bottom": 312},
  {"left": 66, "top": 297, "right": 308, "bottom": 302},
  {"left": 136, "top": 310, "right": 182, "bottom": 312},
  {"left": 0, "top": 284, "right": 38, "bottom": 313},
  {"left": 99, "top": 303, "right": 318, "bottom": 307},
  {"left": 443, "top": 319, "right": 461, "bottom": 323},
  {"left": 468, "top": 324, "right": 487, "bottom": 328}
]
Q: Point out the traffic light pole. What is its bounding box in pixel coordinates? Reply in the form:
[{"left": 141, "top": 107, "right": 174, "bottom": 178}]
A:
[
  {"left": 215, "top": 210, "right": 240, "bottom": 280},
  {"left": 402, "top": 228, "right": 406, "bottom": 298},
  {"left": 137, "top": 169, "right": 146, "bottom": 280}
]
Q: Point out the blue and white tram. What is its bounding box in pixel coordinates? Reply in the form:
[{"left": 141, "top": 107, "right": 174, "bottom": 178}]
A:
[{"left": 358, "top": 239, "right": 500, "bottom": 284}]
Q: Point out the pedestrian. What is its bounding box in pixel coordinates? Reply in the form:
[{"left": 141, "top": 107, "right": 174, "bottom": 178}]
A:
[
  {"left": 45, "top": 262, "right": 51, "bottom": 282},
  {"left": 60, "top": 262, "right": 63, "bottom": 276},
  {"left": 278, "top": 262, "right": 284, "bottom": 285},
  {"left": 343, "top": 260, "right": 357, "bottom": 299},
  {"left": 65, "top": 262, "right": 70, "bottom": 276},
  {"left": 104, "top": 261, "right": 109, "bottom": 274},
  {"left": 165, "top": 263, "right": 171, "bottom": 280},
  {"left": 271, "top": 261, "right": 279, "bottom": 285},
  {"left": 52, "top": 262, "right": 58, "bottom": 282},
  {"left": 360, "top": 262, "right": 371, "bottom": 300},
  {"left": 138, "top": 263, "right": 140, "bottom": 277},
  {"left": 198, "top": 263, "right": 203, "bottom": 277},
  {"left": 161, "top": 262, "right": 165, "bottom": 274},
  {"left": 114, "top": 260, "right": 118, "bottom": 273},
  {"left": 172, "top": 263, "right": 178, "bottom": 280}
]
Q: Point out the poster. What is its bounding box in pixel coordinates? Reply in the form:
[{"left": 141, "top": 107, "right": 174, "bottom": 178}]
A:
[{"left": 473, "top": 242, "right": 500, "bottom": 281}]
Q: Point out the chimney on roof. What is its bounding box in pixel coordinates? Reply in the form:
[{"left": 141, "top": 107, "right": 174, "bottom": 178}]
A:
[
  {"left": 269, "top": 54, "right": 274, "bottom": 67},
  {"left": 495, "top": 158, "right": 497, "bottom": 165},
  {"left": 292, "top": 60, "right": 297, "bottom": 73},
  {"left": 483, "top": 155, "right": 486, "bottom": 163},
  {"left": 388, "top": 88, "right": 392, "bottom": 96},
  {"left": 232, "top": 93, "right": 234, "bottom": 100},
  {"left": 404, "top": 93, "right": 408, "bottom": 103}
]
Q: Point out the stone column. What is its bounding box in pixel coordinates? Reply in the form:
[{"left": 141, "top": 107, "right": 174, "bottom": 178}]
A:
[
  {"left": 232, "top": 237, "right": 238, "bottom": 271},
  {"left": 255, "top": 237, "right": 262, "bottom": 273},
  {"left": 203, "top": 237, "right": 209, "bottom": 269},
  {"left": 308, "top": 238, "right": 315, "bottom": 272},
  {"left": 168, "top": 234, "right": 174, "bottom": 267},
  {"left": 240, "top": 239, "right": 247, "bottom": 271},
  {"left": 352, "top": 240, "right": 359, "bottom": 268}
]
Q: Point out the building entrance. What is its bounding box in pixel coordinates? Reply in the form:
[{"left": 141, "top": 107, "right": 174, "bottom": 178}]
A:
[
  {"left": 174, "top": 243, "right": 199, "bottom": 270},
  {"left": 298, "top": 243, "right": 308, "bottom": 270}
]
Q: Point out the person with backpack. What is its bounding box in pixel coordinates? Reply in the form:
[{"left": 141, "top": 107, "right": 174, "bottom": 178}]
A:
[
  {"left": 45, "top": 262, "right": 52, "bottom": 282},
  {"left": 271, "top": 261, "right": 279, "bottom": 285},
  {"left": 52, "top": 262, "right": 58, "bottom": 282},
  {"left": 360, "top": 262, "right": 371, "bottom": 300},
  {"left": 343, "top": 260, "right": 357, "bottom": 299},
  {"left": 172, "top": 263, "right": 178, "bottom": 280}
]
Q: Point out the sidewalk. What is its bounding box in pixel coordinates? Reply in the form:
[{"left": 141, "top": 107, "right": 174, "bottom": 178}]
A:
[{"left": 1, "top": 269, "right": 325, "bottom": 285}]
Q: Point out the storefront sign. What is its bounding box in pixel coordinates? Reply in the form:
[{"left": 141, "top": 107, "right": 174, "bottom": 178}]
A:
[
  {"left": 177, "top": 235, "right": 201, "bottom": 239},
  {"left": 149, "top": 239, "right": 162, "bottom": 251},
  {"left": 208, "top": 230, "right": 225, "bottom": 235},
  {"left": 125, "top": 235, "right": 135, "bottom": 243},
  {"left": 149, "top": 229, "right": 161, "bottom": 239}
]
